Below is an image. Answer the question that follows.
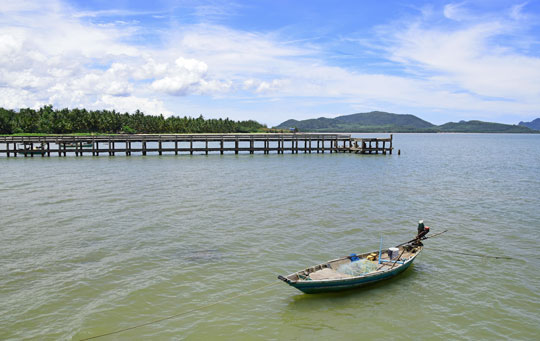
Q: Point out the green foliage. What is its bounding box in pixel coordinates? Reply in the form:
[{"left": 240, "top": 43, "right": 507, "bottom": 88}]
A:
[{"left": 0, "top": 107, "right": 266, "bottom": 134}]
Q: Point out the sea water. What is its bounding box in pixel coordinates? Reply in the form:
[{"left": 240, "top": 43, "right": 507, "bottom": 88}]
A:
[{"left": 1, "top": 133, "right": 539, "bottom": 340}]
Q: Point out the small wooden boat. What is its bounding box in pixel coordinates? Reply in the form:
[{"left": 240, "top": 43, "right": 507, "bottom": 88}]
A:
[
  {"left": 18, "top": 144, "right": 45, "bottom": 155},
  {"left": 64, "top": 142, "right": 93, "bottom": 148},
  {"left": 278, "top": 242, "right": 422, "bottom": 294}
]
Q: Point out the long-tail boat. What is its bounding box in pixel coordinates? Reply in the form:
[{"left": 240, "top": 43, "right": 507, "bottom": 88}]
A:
[{"left": 278, "top": 239, "right": 423, "bottom": 294}]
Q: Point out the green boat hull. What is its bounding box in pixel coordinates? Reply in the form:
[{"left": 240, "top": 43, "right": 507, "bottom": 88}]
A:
[
  {"left": 285, "top": 259, "right": 414, "bottom": 294},
  {"left": 279, "top": 244, "right": 423, "bottom": 294}
]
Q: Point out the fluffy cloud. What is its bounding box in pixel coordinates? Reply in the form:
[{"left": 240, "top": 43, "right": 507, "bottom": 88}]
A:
[
  {"left": 151, "top": 57, "right": 208, "bottom": 95},
  {"left": 0, "top": 1, "right": 231, "bottom": 114}
]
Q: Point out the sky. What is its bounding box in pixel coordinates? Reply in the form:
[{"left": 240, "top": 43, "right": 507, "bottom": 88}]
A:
[{"left": 1, "top": 0, "right": 539, "bottom": 126}]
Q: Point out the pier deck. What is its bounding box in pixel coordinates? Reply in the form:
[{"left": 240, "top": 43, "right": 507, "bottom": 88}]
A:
[{"left": 0, "top": 134, "right": 393, "bottom": 157}]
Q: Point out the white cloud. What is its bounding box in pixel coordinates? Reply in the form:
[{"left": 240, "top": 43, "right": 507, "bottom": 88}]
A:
[
  {"left": 509, "top": 3, "right": 528, "bottom": 21},
  {"left": 95, "top": 95, "right": 171, "bottom": 115},
  {"left": 0, "top": 1, "right": 232, "bottom": 115},
  {"left": 385, "top": 18, "right": 540, "bottom": 101},
  {"left": 443, "top": 3, "right": 468, "bottom": 21},
  {"left": 150, "top": 57, "right": 210, "bottom": 95}
]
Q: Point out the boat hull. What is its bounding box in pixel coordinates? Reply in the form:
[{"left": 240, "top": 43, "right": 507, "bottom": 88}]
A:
[
  {"left": 279, "top": 244, "right": 422, "bottom": 294},
  {"left": 288, "top": 259, "right": 414, "bottom": 294},
  {"left": 18, "top": 150, "right": 45, "bottom": 155}
]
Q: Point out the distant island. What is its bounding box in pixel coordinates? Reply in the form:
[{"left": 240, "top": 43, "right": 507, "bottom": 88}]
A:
[
  {"left": 519, "top": 118, "right": 540, "bottom": 131},
  {"left": 275, "top": 111, "right": 539, "bottom": 133}
]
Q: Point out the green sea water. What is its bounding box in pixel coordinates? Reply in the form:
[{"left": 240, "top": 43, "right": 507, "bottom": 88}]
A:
[{"left": 1, "top": 133, "right": 539, "bottom": 340}]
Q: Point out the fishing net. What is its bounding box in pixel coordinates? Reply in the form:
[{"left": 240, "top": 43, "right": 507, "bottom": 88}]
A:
[{"left": 337, "top": 259, "right": 377, "bottom": 276}]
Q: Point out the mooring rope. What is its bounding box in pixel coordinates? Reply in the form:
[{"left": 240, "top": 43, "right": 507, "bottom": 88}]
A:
[
  {"left": 425, "top": 248, "right": 519, "bottom": 261},
  {"left": 79, "top": 281, "right": 279, "bottom": 340}
]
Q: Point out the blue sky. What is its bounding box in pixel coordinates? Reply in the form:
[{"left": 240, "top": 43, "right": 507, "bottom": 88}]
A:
[{"left": 1, "top": 0, "right": 539, "bottom": 125}]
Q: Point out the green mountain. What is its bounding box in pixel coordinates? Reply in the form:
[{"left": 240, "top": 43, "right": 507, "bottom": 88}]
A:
[
  {"left": 276, "top": 111, "right": 436, "bottom": 133},
  {"left": 275, "top": 112, "right": 538, "bottom": 133},
  {"left": 518, "top": 118, "right": 540, "bottom": 130},
  {"left": 438, "top": 120, "right": 534, "bottom": 133}
]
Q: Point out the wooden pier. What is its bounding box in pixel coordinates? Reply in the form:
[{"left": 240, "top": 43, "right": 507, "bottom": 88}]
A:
[
  {"left": 0, "top": 134, "right": 393, "bottom": 157},
  {"left": 348, "top": 137, "right": 394, "bottom": 154}
]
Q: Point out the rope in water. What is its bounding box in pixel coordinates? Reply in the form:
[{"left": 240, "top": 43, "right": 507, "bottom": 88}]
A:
[
  {"left": 426, "top": 248, "right": 518, "bottom": 260},
  {"left": 79, "top": 281, "right": 279, "bottom": 340}
]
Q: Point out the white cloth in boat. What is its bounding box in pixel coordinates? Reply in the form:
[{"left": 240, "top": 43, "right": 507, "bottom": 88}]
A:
[{"left": 308, "top": 268, "right": 353, "bottom": 280}]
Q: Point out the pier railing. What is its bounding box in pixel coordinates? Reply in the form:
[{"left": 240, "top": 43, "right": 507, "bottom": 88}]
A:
[{"left": 0, "top": 133, "right": 393, "bottom": 157}]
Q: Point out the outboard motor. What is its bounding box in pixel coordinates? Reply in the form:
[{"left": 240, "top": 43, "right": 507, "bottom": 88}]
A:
[{"left": 414, "top": 220, "right": 430, "bottom": 245}]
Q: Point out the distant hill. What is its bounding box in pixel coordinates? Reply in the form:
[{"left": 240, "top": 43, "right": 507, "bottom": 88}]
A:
[
  {"left": 275, "top": 112, "right": 538, "bottom": 133},
  {"left": 276, "top": 111, "right": 436, "bottom": 133},
  {"left": 518, "top": 118, "right": 540, "bottom": 130},
  {"left": 438, "top": 120, "right": 534, "bottom": 133}
]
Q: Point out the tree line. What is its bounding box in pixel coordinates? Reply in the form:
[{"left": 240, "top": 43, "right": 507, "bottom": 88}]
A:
[{"left": 0, "top": 106, "right": 269, "bottom": 134}]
